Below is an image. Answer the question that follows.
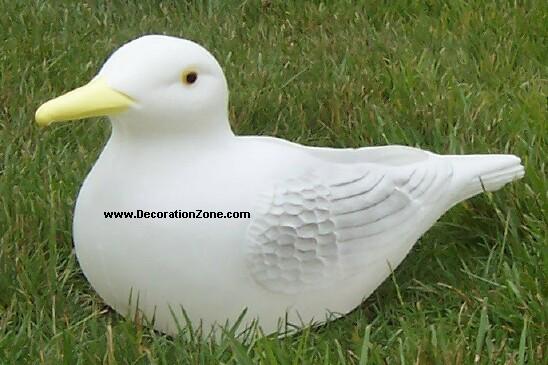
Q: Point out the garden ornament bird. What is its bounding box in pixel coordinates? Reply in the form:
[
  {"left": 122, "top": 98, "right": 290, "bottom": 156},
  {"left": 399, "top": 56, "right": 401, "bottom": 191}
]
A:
[{"left": 35, "top": 35, "right": 524, "bottom": 336}]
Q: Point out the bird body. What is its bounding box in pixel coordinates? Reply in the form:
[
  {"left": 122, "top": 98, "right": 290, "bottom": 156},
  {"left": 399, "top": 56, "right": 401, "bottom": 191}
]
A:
[{"left": 36, "top": 35, "right": 524, "bottom": 335}]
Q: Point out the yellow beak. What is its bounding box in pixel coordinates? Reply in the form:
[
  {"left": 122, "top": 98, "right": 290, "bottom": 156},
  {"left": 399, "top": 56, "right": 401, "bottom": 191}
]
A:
[{"left": 35, "top": 77, "right": 135, "bottom": 126}]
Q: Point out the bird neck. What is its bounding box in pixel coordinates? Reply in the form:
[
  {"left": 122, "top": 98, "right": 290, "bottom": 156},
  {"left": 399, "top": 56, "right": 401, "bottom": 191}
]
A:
[{"left": 109, "top": 115, "right": 235, "bottom": 144}]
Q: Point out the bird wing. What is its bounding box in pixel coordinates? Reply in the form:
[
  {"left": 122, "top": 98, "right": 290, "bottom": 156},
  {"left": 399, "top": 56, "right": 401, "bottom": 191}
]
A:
[{"left": 246, "top": 156, "right": 453, "bottom": 294}]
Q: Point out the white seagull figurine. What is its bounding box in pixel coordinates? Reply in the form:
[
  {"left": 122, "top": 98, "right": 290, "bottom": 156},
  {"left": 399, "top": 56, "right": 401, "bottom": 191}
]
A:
[{"left": 36, "top": 35, "right": 524, "bottom": 336}]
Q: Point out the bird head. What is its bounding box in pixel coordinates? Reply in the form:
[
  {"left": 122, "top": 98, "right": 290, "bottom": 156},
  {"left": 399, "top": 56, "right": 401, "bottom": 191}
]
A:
[{"left": 35, "top": 35, "right": 230, "bottom": 135}]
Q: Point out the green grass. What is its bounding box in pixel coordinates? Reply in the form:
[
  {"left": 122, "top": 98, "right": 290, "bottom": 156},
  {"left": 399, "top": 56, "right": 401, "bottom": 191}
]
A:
[{"left": 1, "top": 0, "right": 546, "bottom": 363}]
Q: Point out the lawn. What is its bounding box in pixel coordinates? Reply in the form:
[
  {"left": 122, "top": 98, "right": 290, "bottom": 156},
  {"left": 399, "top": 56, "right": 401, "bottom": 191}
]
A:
[{"left": 0, "top": 1, "right": 546, "bottom": 364}]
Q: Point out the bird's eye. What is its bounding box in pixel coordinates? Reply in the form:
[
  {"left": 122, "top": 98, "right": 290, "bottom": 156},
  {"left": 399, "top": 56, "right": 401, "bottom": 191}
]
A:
[{"left": 182, "top": 71, "right": 198, "bottom": 85}]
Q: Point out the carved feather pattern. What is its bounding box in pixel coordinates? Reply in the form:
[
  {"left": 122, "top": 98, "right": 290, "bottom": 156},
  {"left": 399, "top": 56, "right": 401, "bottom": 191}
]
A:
[{"left": 246, "top": 160, "right": 453, "bottom": 294}]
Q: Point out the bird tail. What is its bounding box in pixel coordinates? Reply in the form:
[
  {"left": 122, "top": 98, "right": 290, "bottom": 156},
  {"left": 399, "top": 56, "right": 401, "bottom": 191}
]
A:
[{"left": 448, "top": 154, "right": 524, "bottom": 204}]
